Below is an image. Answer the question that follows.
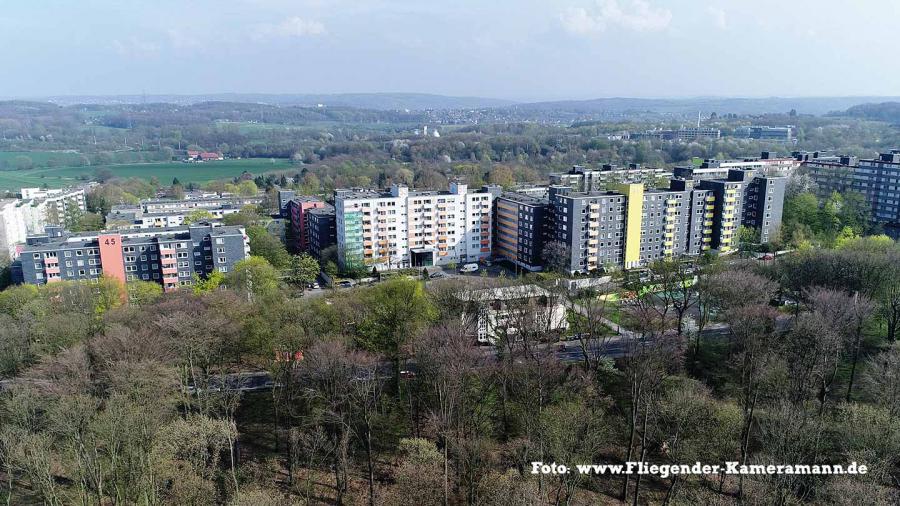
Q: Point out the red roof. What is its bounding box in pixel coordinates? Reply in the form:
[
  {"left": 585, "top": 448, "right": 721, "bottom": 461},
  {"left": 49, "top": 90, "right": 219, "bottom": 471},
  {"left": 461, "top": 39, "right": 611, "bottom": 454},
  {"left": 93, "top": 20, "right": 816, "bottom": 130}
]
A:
[{"left": 199, "top": 152, "right": 221, "bottom": 160}]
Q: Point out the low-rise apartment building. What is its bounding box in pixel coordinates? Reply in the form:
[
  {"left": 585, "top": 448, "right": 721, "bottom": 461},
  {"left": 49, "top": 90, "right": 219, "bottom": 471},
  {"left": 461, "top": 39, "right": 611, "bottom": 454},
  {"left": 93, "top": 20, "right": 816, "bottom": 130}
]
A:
[
  {"left": 673, "top": 152, "right": 798, "bottom": 181},
  {"left": 334, "top": 182, "right": 500, "bottom": 270},
  {"left": 550, "top": 164, "right": 670, "bottom": 192},
  {"left": 458, "top": 284, "right": 568, "bottom": 343},
  {"left": 106, "top": 195, "right": 264, "bottom": 230},
  {"left": 14, "top": 223, "right": 249, "bottom": 292}
]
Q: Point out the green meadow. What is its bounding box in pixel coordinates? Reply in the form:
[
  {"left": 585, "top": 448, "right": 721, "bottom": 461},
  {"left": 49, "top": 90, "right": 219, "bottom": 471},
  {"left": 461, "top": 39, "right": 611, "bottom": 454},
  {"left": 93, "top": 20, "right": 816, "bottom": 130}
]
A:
[{"left": 0, "top": 157, "right": 294, "bottom": 191}]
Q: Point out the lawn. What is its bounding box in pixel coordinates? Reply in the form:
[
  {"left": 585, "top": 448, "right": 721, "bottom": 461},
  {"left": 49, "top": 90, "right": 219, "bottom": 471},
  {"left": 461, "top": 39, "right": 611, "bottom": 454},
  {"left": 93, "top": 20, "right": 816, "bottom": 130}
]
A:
[{"left": 0, "top": 158, "right": 295, "bottom": 191}]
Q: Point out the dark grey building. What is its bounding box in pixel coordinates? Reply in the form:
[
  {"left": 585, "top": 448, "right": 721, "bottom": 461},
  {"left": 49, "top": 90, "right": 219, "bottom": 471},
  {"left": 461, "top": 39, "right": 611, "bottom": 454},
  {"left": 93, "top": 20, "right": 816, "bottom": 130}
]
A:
[
  {"left": 306, "top": 205, "right": 337, "bottom": 260},
  {"left": 493, "top": 191, "right": 551, "bottom": 271},
  {"left": 804, "top": 150, "right": 900, "bottom": 238},
  {"left": 14, "top": 223, "right": 250, "bottom": 292}
]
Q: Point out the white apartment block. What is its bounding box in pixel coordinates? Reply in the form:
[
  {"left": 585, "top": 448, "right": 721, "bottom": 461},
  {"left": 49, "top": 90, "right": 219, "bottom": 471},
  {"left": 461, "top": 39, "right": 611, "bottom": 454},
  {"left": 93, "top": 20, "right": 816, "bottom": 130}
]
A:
[
  {"left": 335, "top": 182, "right": 498, "bottom": 270},
  {"left": 0, "top": 187, "right": 87, "bottom": 258}
]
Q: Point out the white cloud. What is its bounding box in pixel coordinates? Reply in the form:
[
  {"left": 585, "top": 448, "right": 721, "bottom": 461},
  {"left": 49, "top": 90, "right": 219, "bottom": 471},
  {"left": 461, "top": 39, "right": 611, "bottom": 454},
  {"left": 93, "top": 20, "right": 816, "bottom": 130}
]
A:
[
  {"left": 708, "top": 5, "right": 727, "bottom": 30},
  {"left": 560, "top": 0, "right": 672, "bottom": 35},
  {"left": 253, "top": 16, "right": 326, "bottom": 40},
  {"left": 111, "top": 38, "right": 161, "bottom": 58}
]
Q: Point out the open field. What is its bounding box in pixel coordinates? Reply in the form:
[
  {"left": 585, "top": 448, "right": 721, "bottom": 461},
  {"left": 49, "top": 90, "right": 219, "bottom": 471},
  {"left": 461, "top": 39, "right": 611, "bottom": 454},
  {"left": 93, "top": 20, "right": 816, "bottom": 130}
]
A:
[{"left": 0, "top": 158, "right": 295, "bottom": 191}]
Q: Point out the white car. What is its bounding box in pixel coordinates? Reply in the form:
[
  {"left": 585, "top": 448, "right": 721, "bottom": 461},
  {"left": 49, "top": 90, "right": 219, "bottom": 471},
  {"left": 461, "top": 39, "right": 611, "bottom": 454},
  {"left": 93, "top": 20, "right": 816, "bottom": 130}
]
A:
[{"left": 458, "top": 263, "right": 479, "bottom": 273}]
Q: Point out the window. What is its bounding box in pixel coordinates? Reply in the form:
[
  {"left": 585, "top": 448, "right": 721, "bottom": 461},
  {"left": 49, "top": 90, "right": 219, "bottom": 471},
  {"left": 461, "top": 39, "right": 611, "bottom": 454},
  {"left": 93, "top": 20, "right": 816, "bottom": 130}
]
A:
[{"left": 218, "top": 257, "right": 227, "bottom": 263}]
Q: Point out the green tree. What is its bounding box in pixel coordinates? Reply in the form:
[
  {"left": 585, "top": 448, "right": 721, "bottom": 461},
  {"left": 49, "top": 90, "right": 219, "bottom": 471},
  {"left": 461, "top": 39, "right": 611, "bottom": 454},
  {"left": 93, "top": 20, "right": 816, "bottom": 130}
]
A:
[
  {"left": 247, "top": 226, "right": 291, "bottom": 269},
  {"left": 71, "top": 212, "right": 104, "bottom": 232},
  {"left": 127, "top": 280, "right": 163, "bottom": 305},
  {"left": 192, "top": 270, "right": 224, "bottom": 294},
  {"left": 183, "top": 209, "right": 215, "bottom": 225},
  {"left": 225, "top": 257, "right": 280, "bottom": 299},
  {"left": 355, "top": 278, "right": 436, "bottom": 392},
  {"left": 237, "top": 180, "right": 258, "bottom": 196},
  {"left": 289, "top": 254, "right": 320, "bottom": 287}
]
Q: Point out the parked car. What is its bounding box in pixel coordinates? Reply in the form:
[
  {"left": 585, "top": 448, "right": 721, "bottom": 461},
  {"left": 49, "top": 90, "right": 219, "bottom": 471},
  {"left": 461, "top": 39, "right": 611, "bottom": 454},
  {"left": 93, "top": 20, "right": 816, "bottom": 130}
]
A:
[
  {"left": 429, "top": 271, "right": 447, "bottom": 279},
  {"left": 307, "top": 282, "right": 320, "bottom": 289},
  {"left": 458, "top": 263, "right": 479, "bottom": 273},
  {"left": 338, "top": 280, "right": 355, "bottom": 288}
]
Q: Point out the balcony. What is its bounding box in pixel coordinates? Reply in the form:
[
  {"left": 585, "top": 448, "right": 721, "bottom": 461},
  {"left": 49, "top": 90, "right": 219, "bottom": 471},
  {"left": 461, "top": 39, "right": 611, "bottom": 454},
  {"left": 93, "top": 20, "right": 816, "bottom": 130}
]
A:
[
  {"left": 159, "top": 246, "right": 175, "bottom": 255},
  {"left": 44, "top": 256, "right": 58, "bottom": 265},
  {"left": 163, "top": 275, "right": 179, "bottom": 284},
  {"left": 162, "top": 266, "right": 178, "bottom": 275},
  {"left": 45, "top": 265, "right": 60, "bottom": 274},
  {"left": 705, "top": 205, "right": 715, "bottom": 211}
]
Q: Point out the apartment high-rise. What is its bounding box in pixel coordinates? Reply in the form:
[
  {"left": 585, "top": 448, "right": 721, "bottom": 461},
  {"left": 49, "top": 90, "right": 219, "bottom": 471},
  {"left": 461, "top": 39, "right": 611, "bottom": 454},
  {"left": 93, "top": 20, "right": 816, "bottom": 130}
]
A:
[
  {"left": 334, "top": 182, "right": 500, "bottom": 270},
  {"left": 306, "top": 206, "right": 337, "bottom": 260},
  {"left": 515, "top": 171, "right": 785, "bottom": 274},
  {"left": 13, "top": 223, "right": 250, "bottom": 292},
  {"left": 0, "top": 187, "right": 87, "bottom": 258},
  {"left": 804, "top": 150, "right": 900, "bottom": 237},
  {"left": 493, "top": 190, "right": 551, "bottom": 271},
  {"left": 284, "top": 196, "right": 328, "bottom": 253}
]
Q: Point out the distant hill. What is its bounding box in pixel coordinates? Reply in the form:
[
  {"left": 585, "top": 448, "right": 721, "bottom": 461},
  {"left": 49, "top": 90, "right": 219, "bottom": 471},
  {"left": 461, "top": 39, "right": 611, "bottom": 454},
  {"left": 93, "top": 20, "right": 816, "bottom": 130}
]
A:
[
  {"left": 41, "top": 93, "right": 517, "bottom": 111},
  {"left": 837, "top": 102, "right": 900, "bottom": 123},
  {"left": 509, "top": 96, "right": 900, "bottom": 116}
]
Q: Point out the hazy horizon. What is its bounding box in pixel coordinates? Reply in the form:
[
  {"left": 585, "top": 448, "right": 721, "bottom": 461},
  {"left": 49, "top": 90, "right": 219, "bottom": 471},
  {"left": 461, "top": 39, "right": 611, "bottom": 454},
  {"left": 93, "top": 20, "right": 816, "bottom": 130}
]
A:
[{"left": 3, "top": 0, "right": 899, "bottom": 101}]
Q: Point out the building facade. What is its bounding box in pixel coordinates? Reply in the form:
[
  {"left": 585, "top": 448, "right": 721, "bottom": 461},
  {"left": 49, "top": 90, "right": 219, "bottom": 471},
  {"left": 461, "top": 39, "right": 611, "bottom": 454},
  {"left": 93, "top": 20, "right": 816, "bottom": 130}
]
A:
[
  {"left": 502, "top": 171, "right": 785, "bottom": 274},
  {"left": 335, "top": 182, "right": 499, "bottom": 270},
  {"left": 285, "top": 196, "right": 327, "bottom": 253},
  {"left": 14, "top": 223, "right": 249, "bottom": 292},
  {"left": 735, "top": 126, "right": 794, "bottom": 142},
  {"left": 106, "top": 195, "right": 263, "bottom": 230},
  {"left": 458, "top": 285, "right": 568, "bottom": 344},
  {"left": 804, "top": 150, "right": 900, "bottom": 237},
  {"left": 306, "top": 206, "right": 337, "bottom": 260},
  {"left": 0, "top": 187, "right": 87, "bottom": 258},
  {"left": 493, "top": 191, "right": 550, "bottom": 271},
  {"left": 550, "top": 164, "right": 669, "bottom": 192}
]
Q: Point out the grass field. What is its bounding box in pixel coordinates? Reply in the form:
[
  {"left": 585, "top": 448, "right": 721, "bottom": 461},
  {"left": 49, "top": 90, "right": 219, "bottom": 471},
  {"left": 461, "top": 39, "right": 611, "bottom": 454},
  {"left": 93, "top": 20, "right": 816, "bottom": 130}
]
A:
[{"left": 0, "top": 158, "right": 295, "bottom": 191}]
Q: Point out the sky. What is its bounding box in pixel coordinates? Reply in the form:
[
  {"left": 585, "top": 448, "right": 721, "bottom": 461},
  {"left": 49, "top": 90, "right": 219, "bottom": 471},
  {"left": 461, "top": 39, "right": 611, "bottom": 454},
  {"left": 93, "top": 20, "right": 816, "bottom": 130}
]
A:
[{"left": 1, "top": 0, "right": 898, "bottom": 101}]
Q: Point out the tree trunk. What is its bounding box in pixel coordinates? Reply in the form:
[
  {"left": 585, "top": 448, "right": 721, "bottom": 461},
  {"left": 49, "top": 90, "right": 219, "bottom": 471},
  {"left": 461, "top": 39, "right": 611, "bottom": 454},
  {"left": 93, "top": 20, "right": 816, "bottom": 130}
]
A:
[
  {"left": 632, "top": 407, "right": 649, "bottom": 506},
  {"left": 621, "top": 381, "right": 639, "bottom": 501},
  {"left": 846, "top": 326, "right": 863, "bottom": 402},
  {"left": 443, "top": 440, "right": 449, "bottom": 506}
]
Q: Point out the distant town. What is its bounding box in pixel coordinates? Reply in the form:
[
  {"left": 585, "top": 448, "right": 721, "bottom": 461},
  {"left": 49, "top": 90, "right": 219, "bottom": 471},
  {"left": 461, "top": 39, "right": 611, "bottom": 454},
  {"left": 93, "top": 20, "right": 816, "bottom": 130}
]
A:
[{"left": 5, "top": 147, "right": 900, "bottom": 290}]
